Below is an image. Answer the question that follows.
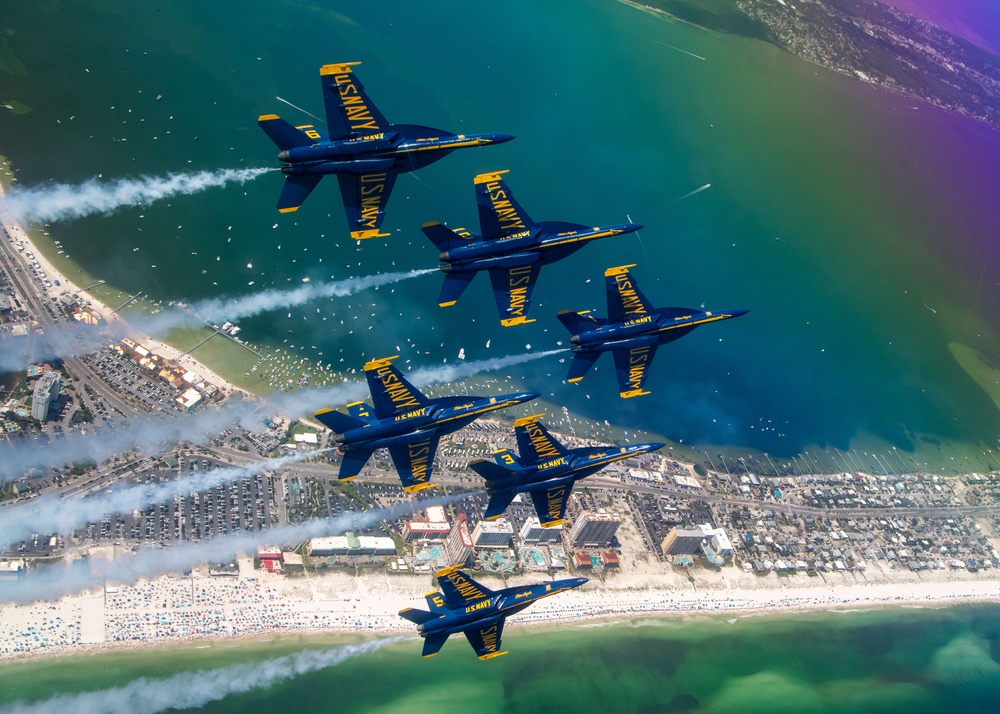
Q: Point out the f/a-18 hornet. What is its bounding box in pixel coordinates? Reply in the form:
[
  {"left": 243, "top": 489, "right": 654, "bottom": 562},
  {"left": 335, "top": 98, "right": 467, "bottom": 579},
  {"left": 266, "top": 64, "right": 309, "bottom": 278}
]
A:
[
  {"left": 399, "top": 564, "right": 587, "bottom": 659},
  {"left": 314, "top": 356, "right": 537, "bottom": 492},
  {"left": 468, "top": 415, "right": 665, "bottom": 526},
  {"left": 558, "top": 264, "right": 748, "bottom": 398},
  {"left": 258, "top": 62, "right": 513, "bottom": 238},
  {"left": 422, "top": 170, "right": 642, "bottom": 326}
]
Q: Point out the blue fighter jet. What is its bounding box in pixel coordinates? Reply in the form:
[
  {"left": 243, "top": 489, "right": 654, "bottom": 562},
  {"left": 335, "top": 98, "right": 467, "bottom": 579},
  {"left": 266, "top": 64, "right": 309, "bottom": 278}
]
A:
[
  {"left": 258, "top": 62, "right": 513, "bottom": 238},
  {"left": 468, "top": 415, "right": 665, "bottom": 526},
  {"left": 314, "top": 356, "right": 537, "bottom": 492},
  {"left": 422, "top": 170, "right": 642, "bottom": 326},
  {"left": 399, "top": 564, "right": 587, "bottom": 659},
  {"left": 557, "top": 264, "right": 748, "bottom": 398}
]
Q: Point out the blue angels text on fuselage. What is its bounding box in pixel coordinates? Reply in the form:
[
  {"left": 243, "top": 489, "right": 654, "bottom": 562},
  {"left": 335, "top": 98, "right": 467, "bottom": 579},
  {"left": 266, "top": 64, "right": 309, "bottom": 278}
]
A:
[
  {"left": 258, "top": 62, "right": 514, "bottom": 239},
  {"left": 399, "top": 564, "right": 587, "bottom": 659},
  {"left": 313, "top": 356, "right": 537, "bottom": 492},
  {"left": 558, "top": 265, "right": 749, "bottom": 398},
  {"left": 467, "top": 415, "right": 665, "bottom": 525},
  {"left": 422, "top": 170, "right": 642, "bottom": 327}
]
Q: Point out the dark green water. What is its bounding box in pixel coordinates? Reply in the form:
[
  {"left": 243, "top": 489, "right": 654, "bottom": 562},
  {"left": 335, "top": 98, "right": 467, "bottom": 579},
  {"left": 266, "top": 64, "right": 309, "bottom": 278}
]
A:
[
  {"left": 3, "top": 607, "right": 1000, "bottom": 712},
  {"left": 3, "top": 1, "right": 1000, "bottom": 473}
]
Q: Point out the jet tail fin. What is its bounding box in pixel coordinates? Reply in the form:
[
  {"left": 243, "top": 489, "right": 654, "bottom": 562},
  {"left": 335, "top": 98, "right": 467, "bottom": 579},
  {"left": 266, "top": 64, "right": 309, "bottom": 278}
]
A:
[
  {"left": 422, "top": 221, "right": 475, "bottom": 252},
  {"left": 437, "top": 273, "right": 476, "bottom": 308},
  {"left": 566, "top": 352, "right": 601, "bottom": 384},
  {"left": 468, "top": 459, "right": 514, "bottom": 483},
  {"left": 398, "top": 607, "right": 440, "bottom": 626},
  {"left": 557, "top": 309, "right": 602, "bottom": 335},
  {"left": 336, "top": 448, "right": 374, "bottom": 482},
  {"left": 483, "top": 489, "right": 518, "bottom": 521},
  {"left": 491, "top": 448, "right": 523, "bottom": 468},
  {"left": 421, "top": 632, "right": 450, "bottom": 658},
  {"left": 314, "top": 408, "right": 367, "bottom": 434},
  {"left": 258, "top": 114, "right": 317, "bottom": 150},
  {"left": 277, "top": 175, "right": 322, "bottom": 214}
]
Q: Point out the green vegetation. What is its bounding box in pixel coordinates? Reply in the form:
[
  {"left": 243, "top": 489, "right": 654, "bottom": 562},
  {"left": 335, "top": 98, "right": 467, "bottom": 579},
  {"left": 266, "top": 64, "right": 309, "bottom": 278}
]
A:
[
  {"left": 635, "top": 0, "right": 772, "bottom": 41},
  {"left": 69, "top": 461, "right": 96, "bottom": 476},
  {"left": 70, "top": 407, "right": 94, "bottom": 425}
]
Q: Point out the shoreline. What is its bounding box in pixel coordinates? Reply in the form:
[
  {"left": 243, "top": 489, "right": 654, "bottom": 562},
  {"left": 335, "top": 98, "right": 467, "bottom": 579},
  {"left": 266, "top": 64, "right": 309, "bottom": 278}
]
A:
[
  {"left": 2, "top": 560, "right": 998, "bottom": 664},
  {"left": 0, "top": 180, "right": 250, "bottom": 401}
]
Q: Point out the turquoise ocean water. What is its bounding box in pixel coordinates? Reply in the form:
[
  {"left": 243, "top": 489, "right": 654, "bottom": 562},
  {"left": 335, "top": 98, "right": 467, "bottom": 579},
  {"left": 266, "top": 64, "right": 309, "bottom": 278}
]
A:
[
  {"left": 4, "top": 0, "right": 1000, "bottom": 471},
  {"left": 3, "top": 606, "right": 1000, "bottom": 712},
  {"left": 3, "top": 1, "right": 1000, "bottom": 710}
]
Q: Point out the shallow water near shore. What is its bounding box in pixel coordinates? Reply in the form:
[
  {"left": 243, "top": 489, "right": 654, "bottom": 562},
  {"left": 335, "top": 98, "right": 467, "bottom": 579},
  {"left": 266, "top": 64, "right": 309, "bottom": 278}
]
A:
[
  {"left": 2, "top": 606, "right": 1000, "bottom": 712},
  {"left": 3, "top": 1, "right": 1000, "bottom": 472}
]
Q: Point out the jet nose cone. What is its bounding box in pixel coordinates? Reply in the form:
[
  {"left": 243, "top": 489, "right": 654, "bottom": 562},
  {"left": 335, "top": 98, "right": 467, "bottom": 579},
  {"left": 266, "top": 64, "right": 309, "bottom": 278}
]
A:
[
  {"left": 637, "top": 442, "right": 667, "bottom": 453},
  {"left": 513, "top": 391, "right": 541, "bottom": 404},
  {"left": 480, "top": 133, "right": 515, "bottom": 145},
  {"left": 565, "top": 577, "right": 589, "bottom": 589},
  {"left": 277, "top": 150, "right": 290, "bottom": 162},
  {"left": 727, "top": 308, "right": 750, "bottom": 319},
  {"left": 621, "top": 222, "right": 645, "bottom": 233}
]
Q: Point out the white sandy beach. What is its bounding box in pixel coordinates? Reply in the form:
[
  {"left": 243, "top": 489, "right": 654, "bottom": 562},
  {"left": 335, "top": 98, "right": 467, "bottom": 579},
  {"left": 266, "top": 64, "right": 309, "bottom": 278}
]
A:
[
  {"left": 1, "top": 557, "right": 998, "bottom": 662},
  {"left": 0, "top": 181, "right": 246, "bottom": 397}
]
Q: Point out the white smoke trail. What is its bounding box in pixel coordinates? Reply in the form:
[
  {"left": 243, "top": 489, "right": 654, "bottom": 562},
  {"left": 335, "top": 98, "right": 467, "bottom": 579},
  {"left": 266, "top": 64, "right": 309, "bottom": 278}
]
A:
[
  {"left": 0, "top": 350, "right": 561, "bottom": 481},
  {"left": 0, "top": 449, "right": 330, "bottom": 547},
  {"left": 0, "top": 493, "right": 475, "bottom": 605},
  {"left": 285, "top": 348, "right": 564, "bottom": 414},
  {"left": 2, "top": 638, "right": 401, "bottom": 714},
  {"left": 0, "top": 399, "right": 263, "bottom": 483},
  {"left": 0, "top": 168, "right": 272, "bottom": 224},
  {"left": 408, "top": 349, "right": 565, "bottom": 387},
  {"left": 143, "top": 269, "right": 436, "bottom": 333},
  {"left": 0, "top": 321, "right": 122, "bottom": 373}
]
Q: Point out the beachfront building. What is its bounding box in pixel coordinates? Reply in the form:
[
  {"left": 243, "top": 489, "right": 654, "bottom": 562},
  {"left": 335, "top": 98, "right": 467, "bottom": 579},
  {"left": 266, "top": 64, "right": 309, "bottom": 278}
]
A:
[
  {"left": 570, "top": 511, "right": 621, "bottom": 548},
  {"left": 30, "top": 371, "right": 60, "bottom": 421},
  {"left": 445, "top": 520, "right": 474, "bottom": 567},
  {"left": 661, "top": 524, "right": 735, "bottom": 558},
  {"left": 0, "top": 559, "right": 25, "bottom": 582},
  {"left": 472, "top": 519, "right": 514, "bottom": 548},
  {"left": 402, "top": 521, "right": 450, "bottom": 543},
  {"left": 520, "top": 517, "right": 564, "bottom": 544},
  {"left": 661, "top": 524, "right": 714, "bottom": 555},
  {"left": 308, "top": 533, "right": 397, "bottom": 557},
  {"left": 709, "top": 528, "right": 734, "bottom": 557}
]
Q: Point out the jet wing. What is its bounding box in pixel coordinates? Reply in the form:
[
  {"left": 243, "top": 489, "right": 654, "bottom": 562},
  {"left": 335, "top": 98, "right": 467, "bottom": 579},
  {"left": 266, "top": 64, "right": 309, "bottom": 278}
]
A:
[
  {"left": 363, "top": 356, "right": 430, "bottom": 419},
  {"left": 474, "top": 171, "right": 534, "bottom": 241},
  {"left": 613, "top": 344, "right": 658, "bottom": 399},
  {"left": 488, "top": 263, "right": 541, "bottom": 327},
  {"left": 276, "top": 175, "right": 323, "bottom": 214},
  {"left": 320, "top": 62, "right": 390, "bottom": 139},
  {"left": 435, "top": 565, "right": 496, "bottom": 609},
  {"left": 463, "top": 615, "right": 507, "bottom": 660},
  {"left": 605, "top": 265, "right": 654, "bottom": 323},
  {"left": 387, "top": 435, "right": 439, "bottom": 493},
  {"left": 337, "top": 170, "right": 397, "bottom": 240},
  {"left": 515, "top": 416, "right": 569, "bottom": 463},
  {"left": 528, "top": 483, "right": 573, "bottom": 527}
]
